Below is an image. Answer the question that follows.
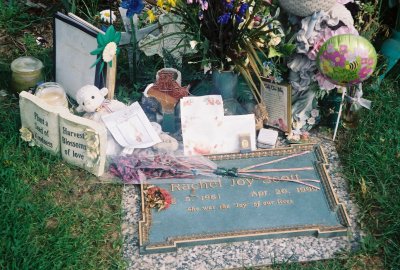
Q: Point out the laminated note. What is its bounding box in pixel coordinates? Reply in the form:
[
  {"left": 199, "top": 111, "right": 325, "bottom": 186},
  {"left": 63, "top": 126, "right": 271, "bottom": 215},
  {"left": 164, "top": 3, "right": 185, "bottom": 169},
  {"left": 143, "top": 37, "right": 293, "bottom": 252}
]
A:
[
  {"left": 180, "top": 95, "right": 256, "bottom": 156},
  {"left": 102, "top": 102, "right": 161, "bottom": 149}
]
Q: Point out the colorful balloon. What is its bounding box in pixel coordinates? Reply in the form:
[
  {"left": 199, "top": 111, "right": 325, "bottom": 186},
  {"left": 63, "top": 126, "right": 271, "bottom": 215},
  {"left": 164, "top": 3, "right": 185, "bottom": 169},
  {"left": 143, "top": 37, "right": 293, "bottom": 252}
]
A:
[{"left": 317, "top": 34, "right": 377, "bottom": 86}]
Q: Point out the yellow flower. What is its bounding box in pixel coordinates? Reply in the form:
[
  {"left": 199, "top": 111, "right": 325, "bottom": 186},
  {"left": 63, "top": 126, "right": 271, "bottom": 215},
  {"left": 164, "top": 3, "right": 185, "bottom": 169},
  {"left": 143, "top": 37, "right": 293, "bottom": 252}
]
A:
[
  {"left": 157, "top": 0, "right": 164, "bottom": 8},
  {"left": 147, "top": 10, "right": 156, "bottom": 23},
  {"left": 167, "top": 0, "right": 176, "bottom": 7}
]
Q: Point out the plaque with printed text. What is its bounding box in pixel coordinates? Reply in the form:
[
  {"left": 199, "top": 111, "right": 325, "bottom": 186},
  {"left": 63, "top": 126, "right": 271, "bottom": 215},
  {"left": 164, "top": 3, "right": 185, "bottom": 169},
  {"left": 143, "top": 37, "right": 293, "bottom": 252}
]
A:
[
  {"left": 261, "top": 80, "right": 292, "bottom": 133},
  {"left": 138, "top": 144, "right": 350, "bottom": 254}
]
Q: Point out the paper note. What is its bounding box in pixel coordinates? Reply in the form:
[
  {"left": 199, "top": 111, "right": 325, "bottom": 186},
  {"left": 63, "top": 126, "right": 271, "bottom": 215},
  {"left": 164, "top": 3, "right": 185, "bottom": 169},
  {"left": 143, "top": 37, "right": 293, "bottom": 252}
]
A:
[
  {"left": 102, "top": 102, "right": 161, "bottom": 148},
  {"left": 181, "top": 95, "right": 256, "bottom": 156},
  {"left": 261, "top": 81, "right": 291, "bottom": 132}
]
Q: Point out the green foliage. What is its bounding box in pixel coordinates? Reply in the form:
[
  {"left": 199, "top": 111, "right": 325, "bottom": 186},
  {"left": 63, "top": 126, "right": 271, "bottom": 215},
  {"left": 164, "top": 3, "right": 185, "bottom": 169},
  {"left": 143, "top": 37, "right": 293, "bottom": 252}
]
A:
[
  {"left": 169, "top": 0, "right": 287, "bottom": 103},
  {"left": 22, "top": 33, "right": 54, "bottom": 81},
  {"left": 61, "top": 0, "right": 78, "bottom": 13},
  {"left": 0, "top": 98, "right": 125, "bottom": 269},
  {"left": 0, "top": 1, "right": 31, "bottom": 35},
  {"left": 337, "top": 79, "right": 400, "bottom": 269}
]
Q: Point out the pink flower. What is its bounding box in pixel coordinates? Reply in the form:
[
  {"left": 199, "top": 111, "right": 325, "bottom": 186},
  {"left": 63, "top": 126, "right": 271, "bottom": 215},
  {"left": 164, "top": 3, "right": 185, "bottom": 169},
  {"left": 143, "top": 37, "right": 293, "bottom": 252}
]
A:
[
  {"left": 200, "top": 0, "right": 208, "bottom": 10},
  {"left": 327, "top": 51, "right": 346, "bottom": 67},
  {"left": 358, "top": 66, "right": 372, "bottom": 79}
]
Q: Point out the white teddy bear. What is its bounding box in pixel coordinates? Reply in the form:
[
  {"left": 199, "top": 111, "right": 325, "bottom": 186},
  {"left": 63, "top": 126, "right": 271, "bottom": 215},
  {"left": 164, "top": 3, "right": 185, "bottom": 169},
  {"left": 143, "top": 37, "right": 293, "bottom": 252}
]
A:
[{"left": 75, "top": 85, "right": 127, "bottom": 156}]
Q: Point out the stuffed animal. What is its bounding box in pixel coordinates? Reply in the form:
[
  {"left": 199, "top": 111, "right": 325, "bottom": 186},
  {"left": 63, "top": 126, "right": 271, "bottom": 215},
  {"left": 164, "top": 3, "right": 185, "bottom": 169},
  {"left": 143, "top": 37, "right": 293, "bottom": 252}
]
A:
[{"left": 75, "top": 85, "right": 127, "bottom": 156}]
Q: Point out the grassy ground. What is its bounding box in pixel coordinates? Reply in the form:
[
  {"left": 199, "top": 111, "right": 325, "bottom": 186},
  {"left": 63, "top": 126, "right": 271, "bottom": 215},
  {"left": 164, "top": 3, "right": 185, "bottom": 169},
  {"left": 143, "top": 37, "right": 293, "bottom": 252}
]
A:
[
  {"left": 1, "top": 1, "right": 399, "bottom": 269},
  {"left": 0, "top": 97, "right": 125, "bottom": 269},
  {"left": 337, "top": 80, "right": 400, "bottom": 269}
]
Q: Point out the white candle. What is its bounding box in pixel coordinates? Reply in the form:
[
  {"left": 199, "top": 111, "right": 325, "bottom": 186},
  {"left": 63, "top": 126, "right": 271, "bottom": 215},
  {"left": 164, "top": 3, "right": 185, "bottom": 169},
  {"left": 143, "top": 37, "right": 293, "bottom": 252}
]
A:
[{"left": 35, "top": 83, "right": 68, "bottom": 108}]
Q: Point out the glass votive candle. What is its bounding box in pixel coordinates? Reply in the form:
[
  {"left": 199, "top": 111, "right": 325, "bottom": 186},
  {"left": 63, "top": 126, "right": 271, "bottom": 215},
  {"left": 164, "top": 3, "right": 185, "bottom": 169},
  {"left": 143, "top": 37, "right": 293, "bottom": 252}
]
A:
[
  {"left": 11, "top": 56, "right": 43, "bottom": 93},
  {"left": 35, "top": 82, "right": 68, "bottom": 108}
]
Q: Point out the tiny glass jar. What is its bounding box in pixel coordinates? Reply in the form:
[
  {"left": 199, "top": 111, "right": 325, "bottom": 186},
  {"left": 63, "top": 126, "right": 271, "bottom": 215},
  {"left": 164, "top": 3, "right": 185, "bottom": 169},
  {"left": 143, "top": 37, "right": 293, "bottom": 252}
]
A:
[
  {"left": 35, "top": 82, "right": 68, "bottom": 108},
  {"left": 11, "top": 56, "right": 43, "bottom": 93}
]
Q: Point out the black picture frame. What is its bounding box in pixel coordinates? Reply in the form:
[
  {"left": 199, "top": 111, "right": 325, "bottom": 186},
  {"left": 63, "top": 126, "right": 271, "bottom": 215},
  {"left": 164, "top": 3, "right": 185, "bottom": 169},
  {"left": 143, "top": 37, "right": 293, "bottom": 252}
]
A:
[{"left": 53, "top": 12, "right": 105, "bottom": 100}]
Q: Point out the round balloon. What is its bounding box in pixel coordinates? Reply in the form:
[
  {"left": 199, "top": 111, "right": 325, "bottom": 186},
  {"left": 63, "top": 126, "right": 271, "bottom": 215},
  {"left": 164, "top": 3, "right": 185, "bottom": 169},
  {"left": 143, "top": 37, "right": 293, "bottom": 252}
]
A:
[{"left": 317, "top": 34, "right": 377, "bottom": 86}]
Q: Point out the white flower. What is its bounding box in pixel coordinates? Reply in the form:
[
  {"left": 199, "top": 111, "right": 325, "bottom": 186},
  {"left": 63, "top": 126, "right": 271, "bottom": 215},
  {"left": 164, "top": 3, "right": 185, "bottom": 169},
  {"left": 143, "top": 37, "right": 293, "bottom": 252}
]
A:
[
  {"left": 307, "top": 117, "right": 316, "bottom": 125},
  {"left": 268, "top": 35, "right": 281, "bottom": 46},
  {"left": 293, "top": 120, "right": 306, "bottom": 130},
  {"left": 292, "top": 128, "right": 301, "bottom": 135},
  {"left": 189, "top": 40, "right": 198, "bottom": 50},
  {"left": 288, "top": 133, "right": 300, "bottom": 141},
  {"left": 311, "top": 109, "right": 319, "bottom": 118},
  {"left": 100, "top": 10, "right": 116, "bottom": 24},
  {"left": 102, "top": 42, "right": 117, "bottom": 63}
]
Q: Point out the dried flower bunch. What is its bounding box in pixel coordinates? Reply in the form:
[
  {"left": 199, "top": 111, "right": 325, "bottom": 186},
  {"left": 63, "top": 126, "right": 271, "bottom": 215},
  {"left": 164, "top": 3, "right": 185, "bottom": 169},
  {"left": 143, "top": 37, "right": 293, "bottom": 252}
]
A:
[{"left": 108, "top": 153, "right": 217, "bottom": 184}]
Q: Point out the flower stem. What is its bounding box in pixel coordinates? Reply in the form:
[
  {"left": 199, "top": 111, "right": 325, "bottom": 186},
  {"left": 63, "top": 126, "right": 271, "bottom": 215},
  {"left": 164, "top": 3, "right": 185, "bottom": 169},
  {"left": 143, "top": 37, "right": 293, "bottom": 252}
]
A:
[{"left": 130, "top": 16, "right": 137, "bottom": 91}]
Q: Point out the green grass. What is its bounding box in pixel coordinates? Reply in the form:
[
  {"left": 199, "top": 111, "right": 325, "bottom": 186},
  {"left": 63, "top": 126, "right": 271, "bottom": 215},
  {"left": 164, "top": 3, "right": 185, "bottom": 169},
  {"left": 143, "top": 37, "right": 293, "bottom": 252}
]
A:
[
  {"left": 1, "top": 1, "right": 399, "bottom": 269},
  {"left": 0, "top": 98, "right": 125, "bottom": 269},
  {"left": 336, "top": 79, "right": 400, "bottom": 269}
]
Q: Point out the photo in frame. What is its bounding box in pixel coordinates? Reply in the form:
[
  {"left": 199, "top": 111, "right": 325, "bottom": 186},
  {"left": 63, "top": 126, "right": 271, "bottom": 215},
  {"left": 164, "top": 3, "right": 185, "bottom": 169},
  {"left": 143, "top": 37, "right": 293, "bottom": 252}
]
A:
[
  {"left": 260, "top": 80, "right": 292, "bottom": 133},
  {"left": 54, "top": 12, "right": 107, "bottom": 100}
]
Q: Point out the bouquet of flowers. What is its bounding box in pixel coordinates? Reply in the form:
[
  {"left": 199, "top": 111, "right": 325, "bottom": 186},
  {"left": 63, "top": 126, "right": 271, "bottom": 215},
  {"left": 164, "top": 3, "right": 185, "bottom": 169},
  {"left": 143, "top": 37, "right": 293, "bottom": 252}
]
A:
[{"left": 167, "top": 0, "right": 286, "bottom": 103}]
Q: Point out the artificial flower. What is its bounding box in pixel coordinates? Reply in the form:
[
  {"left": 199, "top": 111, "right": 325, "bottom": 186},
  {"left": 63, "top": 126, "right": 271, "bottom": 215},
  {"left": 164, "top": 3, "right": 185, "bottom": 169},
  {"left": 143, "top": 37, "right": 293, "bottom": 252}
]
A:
[
  {"left": 102, "top": 42, "right": 117, "bottom": 63},
  {"left": 168, "top": 0, "right": 177, "bottom": 7},
  {"left": 310, "top": 109, "right": 320, "bottom": 118},
  {"left": 307, "top": 117, "right": 316, "bottom": 125},
  {"left": 268, "top": 34, "right": 281, "bottom": 46},
  {"left": 167, "top": 0, "right": 284, "bottom": 103},
  {"left": 121, "top": 0, "right": 145, "bottom": 18},
  {"left": 145, "top": 186, "right": 173, "bottom": 211},
  {"left": 287, "top": 133, "right": 301, "bottom": 141},
  {"left": 147, "top": 10, "right": 156, "bottom": 23},
  {"left": 90, "top": 25, "right": 121, "bottom": 75},
  {"left": 200, "top": 0, "right": 208, "bottom": 10},
  {"left": 20, "top": 127, "right": 35, "bottom": 146},
  {"left": 189, "top": 40, "right": 198, "bottom": 49},
  {"left": 293, "top": 120, "right": 306, "bottom": 130},
  {"left": 20, "top": 127, "right": 32, "bottom": 142},
  {"left": 100, "top": 9, "right": 116, "bottom": 23},
  {"left": 84, "top": 129, "right": 100, "bottom": 166},
  {"left": 218, "top": 13, "right": 231, "bottom": 25}
]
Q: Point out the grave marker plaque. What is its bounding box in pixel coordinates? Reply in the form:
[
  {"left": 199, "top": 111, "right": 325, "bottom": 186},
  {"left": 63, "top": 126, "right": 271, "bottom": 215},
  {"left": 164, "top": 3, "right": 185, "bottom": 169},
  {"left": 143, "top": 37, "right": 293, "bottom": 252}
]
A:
[{"left": 139, "top": 144, "right": 350, "bottom": 254}]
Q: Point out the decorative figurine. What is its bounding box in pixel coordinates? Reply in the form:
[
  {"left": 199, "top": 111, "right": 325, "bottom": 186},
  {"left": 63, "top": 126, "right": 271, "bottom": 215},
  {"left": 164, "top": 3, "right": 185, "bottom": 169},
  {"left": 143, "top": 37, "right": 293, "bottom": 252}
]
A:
[{"left": 75, "top": 85, "right": 127, "bottom": 156}]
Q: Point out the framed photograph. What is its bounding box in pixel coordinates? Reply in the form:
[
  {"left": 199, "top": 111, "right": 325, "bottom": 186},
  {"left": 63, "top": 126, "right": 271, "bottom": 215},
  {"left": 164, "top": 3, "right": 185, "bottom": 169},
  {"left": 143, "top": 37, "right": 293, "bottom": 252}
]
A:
[
  {"left": 54, "top": 12, "right": 106, "bottom": 100},
  {"left": 260, "top": 80, "right": 292, "bottom": 133}
]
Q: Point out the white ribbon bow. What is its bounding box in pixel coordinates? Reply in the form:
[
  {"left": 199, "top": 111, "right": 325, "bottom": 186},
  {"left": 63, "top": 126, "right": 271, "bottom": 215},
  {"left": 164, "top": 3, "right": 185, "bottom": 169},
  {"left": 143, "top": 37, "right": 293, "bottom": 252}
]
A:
[{"left": 347, "top": 84, "right": 372, "bottom": 111}]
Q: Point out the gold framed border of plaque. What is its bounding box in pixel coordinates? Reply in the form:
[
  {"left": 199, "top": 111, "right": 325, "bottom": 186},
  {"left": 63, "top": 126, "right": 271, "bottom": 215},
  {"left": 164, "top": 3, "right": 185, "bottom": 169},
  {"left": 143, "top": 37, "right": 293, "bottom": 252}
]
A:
[
  {"left": 138, "top": 144, "right": 351, "bottom": 252},
  {"left": 260, "top": 78, "right": 292, "bottom": 134}
]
